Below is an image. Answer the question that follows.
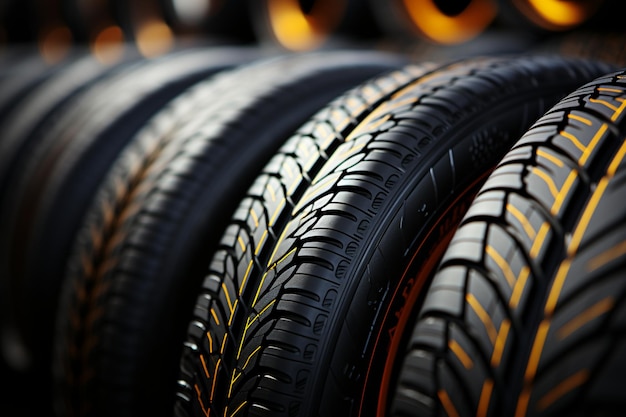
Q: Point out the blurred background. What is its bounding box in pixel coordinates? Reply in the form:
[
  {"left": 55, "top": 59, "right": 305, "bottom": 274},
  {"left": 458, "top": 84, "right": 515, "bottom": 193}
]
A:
[{"left": 0, "top": 0, "right": 625, "bottom": 66}]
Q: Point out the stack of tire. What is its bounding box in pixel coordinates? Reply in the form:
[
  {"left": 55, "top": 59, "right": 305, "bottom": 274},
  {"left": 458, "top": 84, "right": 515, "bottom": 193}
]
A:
[{"left": 1, "top": 19, "right": 626, "bottom": 417}]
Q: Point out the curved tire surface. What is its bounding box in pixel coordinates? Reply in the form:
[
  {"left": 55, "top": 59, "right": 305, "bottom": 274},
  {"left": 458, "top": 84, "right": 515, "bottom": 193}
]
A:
[
  {"left": 390, "top": 68, "right": 626, "bottom": 417},
  {"left": 53, "top": 50, "right": 405, "bottom": 417},
  {"left": 176, "top": 55, "right": 614, "bottom": 417}
]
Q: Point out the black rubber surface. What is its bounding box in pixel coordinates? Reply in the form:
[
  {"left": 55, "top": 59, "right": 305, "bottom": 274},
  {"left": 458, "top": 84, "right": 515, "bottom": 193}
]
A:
[
  {"left": 0, "top": 46, "right": 254, "bottom": 417},
  {"left": 390, "top": 69, "right": 626, "bottom": 417},
  {"left": 53, "top": 50, "right": 406, "bottom": 417},
  {"left": 175, "top": 61, "right": 436, "bottom": 417},
  {"left": 175, "top": 54, "right": 614, "bottom": 417}
]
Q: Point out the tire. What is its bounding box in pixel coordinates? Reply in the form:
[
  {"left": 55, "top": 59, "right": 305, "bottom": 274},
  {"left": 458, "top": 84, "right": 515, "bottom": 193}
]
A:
[
  {"left": 174, "top": 61, "right": 437, "bottom": 417},
  {"left": 0, "top": 49, "right": 135, "bottom": 222},
  {"left": 53, "top": 50, "right": 405, "bottom": 417},
  {"left": 175, "top": 55, "right": 613, "bottom": 417},
  {"left": 389, "top": 68, "right": 626, "bottom": 416},
  {"left": 0, "top": 46, "right": 135, "bottom": 385},
  {"left": 0, "top": 49, "right": 60, "bottom": 126},
  {"left": 0, "top": 46, "right": 253, "bottom": 416}
]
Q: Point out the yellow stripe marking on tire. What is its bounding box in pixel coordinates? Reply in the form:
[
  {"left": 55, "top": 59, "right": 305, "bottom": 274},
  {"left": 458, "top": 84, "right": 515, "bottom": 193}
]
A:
[
  {"left": 567, "top": 113, "right": 592, "bottom": 126},
  {"left": 536, "top": 149, "right": 564, "bottom": 168},
  {"left": 516, "top": 139, "right": 626, "bottom": 415},
  {"left": 249, "top": 208, "right": 259, "bottom": 228},
  {"left": 254, "top": 230, "right": 268, "bottom": 255},
  {"left": 206, "top": 331, "right": 214, "bottom": 354},
  {"left": 532, "top": 167, "right": 560, "bottom": 198},
  {"left": 237, "top": 236, "right": 246, "bottom": 253},
  {"left": 227, "top": 346, "right": 263, "bottom": 398},
  {"left": 466, "top": 293, "right": 497, "bottom": 344},
  {"left": 210, "top": 308, "right": 220, "bottom": 326},
  {"left": 210, "top": 358, "right": 221, "bottom": 401},
  {"left": 597, "top": 87, "right": 625, "bottom": 94},
  {"left": 228, "top": 401, "right": 247, "bottom": 417},
  {"left": 242, "top": 345, "right": 262, "bottom": 371},
  {"left": 438, "top": 389, "right": 461, "bottom": 417},
  {"left": 251, "top": 247, "right": 297, "bottom": 308},
  {"left": 486, "top": 245, "right": 517, "bottom": 288},
  {"left": 515, "top": 320, "right": 549, "bottom": 417},
  {"left": 236, "top": 300, "right": 277, "bottom": 360},
  {"left": 491, "top": 319, "right": 511, "bottom": 368},
  {"left": 222, "top": 283, "right": 236, "bottom": 317},
  {"left": 589, "top": 97, "right": 626, "bottom": 121},
  {"left": 578, "top": 123, "right": 606, "bottom": 166},
  {"left": 551, "top": 170, "right": 577, "bottom": 216},
  {"left": 287, "top": 173, "right": 303, "bottom": 195},
  {"left": 506, "top": 203, "right": 536, "bottom": 240},
  {"left": 266, "top": 183, "right": 277, "bottom": 202},
  {"left": 524, "top": 320, "right": 550, "bottom": 382},
  {"left": 239, "top": 260, "right": 254, "bottom": 296},
  {"left": 477, "top": 379, "right": 494, "bottom": 417},
  {"left": 200, "top": 353, "right": 210, "bottom": 379},
  {"left": 567, "top": 178, "right": 609, "bottom": 258},
  {"left": 448, "top": 339, "right": 474, "bottom": 370},
  {"left": 268, "top": 198, "right": 286, "bottom": 227},
  {"left": 530, "top": 222, "right": 550, "bottom": 259},
  {"left": 559, "top": 131, "right": 586, "bottom": 153},
  {"left": 509, "top": 266, "right": 530, "bottom": 308}
]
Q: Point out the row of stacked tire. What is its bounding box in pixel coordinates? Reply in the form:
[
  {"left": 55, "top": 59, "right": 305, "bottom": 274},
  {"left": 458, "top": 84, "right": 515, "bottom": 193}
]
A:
[{"left": 1, "top": 41, "right": 626, "bottom": 417}]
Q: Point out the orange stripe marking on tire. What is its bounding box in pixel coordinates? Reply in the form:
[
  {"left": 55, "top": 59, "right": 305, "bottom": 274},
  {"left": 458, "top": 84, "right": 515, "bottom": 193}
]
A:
[
  {"left": 200, "top": 353, "right": 210, "bottom": 379},
  {"left": 536, "top": 369, "right": 589, "bottom": 411},
  {"left": 586, "top": 240, "right": 626, "bottom": 272},
  {"left": 477, "top": 379, "right": 494, "bottom": 417},
  {"left": 438, "top": 389, "right": 461, "bottom": 417},
  {"left": 557, "top": 297, "right": 614, "bottom": 340},
  {"left": 448, "top": 339, "right": 474, "bottom": 370},
  {"left": 194, "top": 383, "right": 210, "bottom": 417},
  {"left": 466, "top": 293, "right": 497, "bottom": 345}
]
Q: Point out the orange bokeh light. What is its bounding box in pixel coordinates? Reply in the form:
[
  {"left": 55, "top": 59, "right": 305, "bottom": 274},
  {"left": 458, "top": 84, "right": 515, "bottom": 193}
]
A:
[
  {"left": 91, "top": 25, "right": 125, "bottom": 64},
  {"left": 39, "top": 26, "right": 72, "bottom": 64},
  {"left": 402, "top": 0, "right": 498, "bottom": 45},
  {"left": 267, "top": 0, "right": 345, "bottom": 51}
]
